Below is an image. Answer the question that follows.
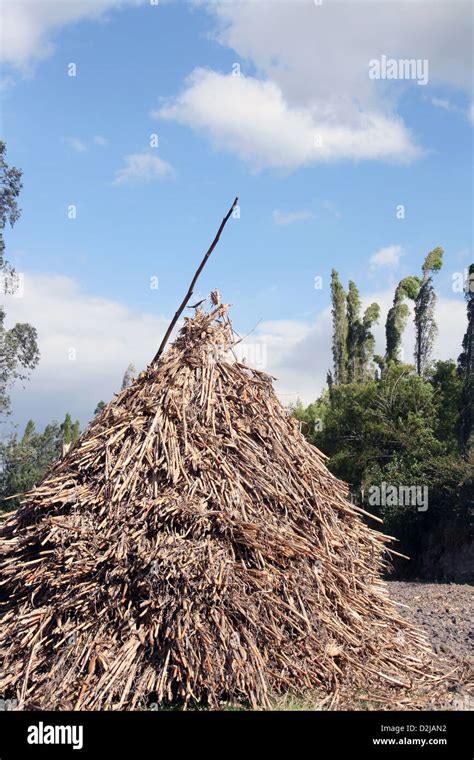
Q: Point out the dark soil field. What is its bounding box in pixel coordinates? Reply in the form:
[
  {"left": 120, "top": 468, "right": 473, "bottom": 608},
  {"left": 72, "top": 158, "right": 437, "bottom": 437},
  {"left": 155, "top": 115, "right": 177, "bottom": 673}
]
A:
[
  {"left": 263, "top": 582, "right": 473, "bottom": 711},
  {"left": 387, "top": 581, "right": 473, "bottom": 710}
]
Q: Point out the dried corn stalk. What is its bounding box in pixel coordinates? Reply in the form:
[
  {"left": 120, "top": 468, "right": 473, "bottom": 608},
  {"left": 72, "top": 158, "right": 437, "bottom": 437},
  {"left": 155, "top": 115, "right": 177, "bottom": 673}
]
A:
[{"left": 0, "top": 304, "right": 432, "bottom": 710}]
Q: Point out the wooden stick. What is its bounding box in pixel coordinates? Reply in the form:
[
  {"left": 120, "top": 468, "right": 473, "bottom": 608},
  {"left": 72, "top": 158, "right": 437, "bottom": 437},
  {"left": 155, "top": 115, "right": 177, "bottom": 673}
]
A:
[{"left": 151, "top": 196, "right": 238, "bottom": 365}]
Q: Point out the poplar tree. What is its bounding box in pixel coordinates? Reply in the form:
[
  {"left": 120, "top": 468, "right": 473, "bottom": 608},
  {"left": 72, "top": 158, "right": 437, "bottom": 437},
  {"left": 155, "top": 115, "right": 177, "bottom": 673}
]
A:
[
  {"left": 414, "top": 247, "right": 443, "bottom": 375},
  {"left": 346, "top": 282, "right": 379, "bottom": 382},
  {"left": 385, "top": 276, "right": 420, "bottom": 364},
  {"left": 458, "top": 263, "right": 474, "bottom": 450},
  {"left": 346, "top": 280, "right": 361, "bottom": 383},
  {"left": 358, "top": 301, "right": 381, "bottom": 380},
  {"left": 330, "top": 270, "right": 348, "bottom": 385}
]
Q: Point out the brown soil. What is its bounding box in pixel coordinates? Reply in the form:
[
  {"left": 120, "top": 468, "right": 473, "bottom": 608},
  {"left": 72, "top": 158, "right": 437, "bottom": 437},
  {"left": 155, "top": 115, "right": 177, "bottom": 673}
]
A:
[{"left": 387, "top": 581, "right": 474, "bottom": 709}]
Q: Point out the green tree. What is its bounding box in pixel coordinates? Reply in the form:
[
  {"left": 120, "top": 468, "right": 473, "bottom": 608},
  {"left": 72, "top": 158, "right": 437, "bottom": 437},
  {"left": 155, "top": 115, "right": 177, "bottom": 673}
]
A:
[
  {"left": 358, "top": 301, "right": 380, "bottom": 381},
  {"left": 0, "top": 142, "right": 40, "bottom": 415},
  {"left": 308, "top": 364, "right": 443, "bottom": 491},
  {"left": 293, "top": 359, "right": 471, "bottom": 580},
  {"left": 0, "top": 413, "right": 80, "bottom": 512},
  {"left": 346, "top": 281, "right": 380, "bottom": 382},
  {"left": 0, "top": 307, "right": 40, "bottom": 415},
  {"left": 414, "top": 247, "right": 443, "bottom": 375},
  {"left": 346, "top": 281, "right": 361, "bottom": 383},
  {"left": 427, "top": 360, "right": 463, "bottom": 446},
  {"left": 59, "top": 412, "right": 80, "bottom": 455},
  {"left": 94, "top": 400, "right": 106, "bottom": 415},
  {"left": 60, "top": 412, "right": 80, "bottom": 446},
  {"left": 458, "top": 263, "right": 474, "bottom": 450},
  {"left": 329, "top": 270, "right": 348, "bottom": 385},
  {"left": 385, "top": 276, "right": 420, "bottom": 364},
  {"left": 0, "top": 140, "right": 23, "bottom": 281}
]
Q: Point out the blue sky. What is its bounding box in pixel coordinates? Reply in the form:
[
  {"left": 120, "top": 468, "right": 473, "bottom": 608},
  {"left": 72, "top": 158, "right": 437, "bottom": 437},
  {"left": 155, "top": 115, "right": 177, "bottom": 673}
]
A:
[{"left": 1, "top": 0, "right": 472, "bottom": 431}]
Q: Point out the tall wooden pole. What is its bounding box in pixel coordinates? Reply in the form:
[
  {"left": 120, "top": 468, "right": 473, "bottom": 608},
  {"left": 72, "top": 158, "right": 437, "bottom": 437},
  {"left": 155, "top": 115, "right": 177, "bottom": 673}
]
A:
[{"left": 151, "top": 196, "right": 238, "bottom": 365}]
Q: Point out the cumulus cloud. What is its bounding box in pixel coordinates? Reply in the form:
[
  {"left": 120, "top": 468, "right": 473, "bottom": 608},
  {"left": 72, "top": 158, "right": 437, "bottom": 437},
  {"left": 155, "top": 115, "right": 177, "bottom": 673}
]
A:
[
  {"left": 113, "top": 153, "right": 174, "bottom": 185},
  {"left": 4, "top": 272, "right": 170, "bottom": 428},
  {"left": 155, "top": 69, "right": 421, "bottom": 169},
  {"left": 0, "top": 0, "right": 144, "bottom": 69},
  {"left": 4, "top": 274, "right": 465, "bottom": 428},
  {"left": 369, "top": 245, "right": 405, "bottom": 272},
  {"left": 210, "top": 0, "right": 473, "bottom": 101},
  {"left": 154, "top": 0, "right": 472, "bottom": 169}
]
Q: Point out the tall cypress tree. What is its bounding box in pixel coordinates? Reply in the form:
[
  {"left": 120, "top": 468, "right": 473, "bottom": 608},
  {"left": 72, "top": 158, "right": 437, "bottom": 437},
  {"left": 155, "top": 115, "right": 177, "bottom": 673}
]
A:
[
  {"left": 358, "top": 302, "right": 381, "bottom": 380},
  {"left": 330, "top": 270, "right": 348, "bottom": 385},
  {"left": 458, "top": 263, "right": 474, "bottom": 450},
  {"left": 346, "top": 280, "right": 361, "bottom": 383},
  {"left": 385, "top": 276, "right": 420, "bottom": 364},
  {"left": 59, "top": 413, "right": 80, "bottom": 456},
  {"left": 331, "top": 274, "right": 380, "bottom": 384},
  {"left": 414, "top": 247, "right": 443, "bottom": 375}
]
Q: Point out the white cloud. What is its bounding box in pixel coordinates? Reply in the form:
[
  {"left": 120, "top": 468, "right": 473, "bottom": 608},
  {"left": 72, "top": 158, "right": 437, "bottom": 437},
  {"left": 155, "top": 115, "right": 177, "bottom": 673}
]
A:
[
  {"left": 63, "top": 137, "right": 88, "bottom": 153},
  {"left": 369, "top": 245, "right": 405, "bottom": 272},
  {"left": 4, "top": 272, "right": 170, "bottom": 428},
  {"left": 431, "top": 97, "right": 453, "bottom": 112},
  {"left": 210, "top": 1, "right": 473, "bottom": 101},
  {"left": 273, "top": 208, "right": 314, "bottom": 226},
  {"left": 154, "top": 0, "right": 471, "bottom": 169},
  {"left": 0, "top": 0, "right": 144, "bottom": 69},
  {"left": 62, "top": 135, "right": 109, "bottom": 152},
  {"left": 113, "top": 152, "right": 174, "bottom": 185},
  {"left": 250, "top": 310, "right": 332, "bottom": 404},
  {"left": 155, "top": 69, "right": 421, "bottom": 169},
  {"left": 4, "top": 274, "right": 466, "bottom": 428},
  {"left": 431, "top": 97, "right": 474, "bottom": 123}
]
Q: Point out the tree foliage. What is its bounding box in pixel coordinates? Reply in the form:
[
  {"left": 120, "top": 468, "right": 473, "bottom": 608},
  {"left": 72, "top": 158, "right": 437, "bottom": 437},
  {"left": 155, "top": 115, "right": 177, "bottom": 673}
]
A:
[
  {"left": 292, "top": 360, "right": 472, "bottom": 579},
  {"left": 458, "top": 264, "right": 474, "bottom": 450},
  {"left": 298, "top": 255, "right": 472, "bottom": 579},
  {"left": 385, "top": 276, "right": 420, "bottom": 364},
  {"left": 0, "top": 140, "right": 22, "bottom": 278},
  {"left": 358, "top": 301, "right": 380, "bottom": 381},
  {"left": 0, "top": 306, "right": 40, "bottom": 415},
  {"left": 414, "top": 247, "right": 443, "bottom": 375},
  {"left": 0, "top": 142, "right": 40, "bottom": 415},
  {"left": 329, "top": 272, "right": 379, "bottom": 384},
  {"left": 0, "top": 414, "right": 80, "bottom": 511},
  {"left": 329, "top": 269, "right": 348, "bottom": 385},
  {"left": 346, "top": 280, "right": 361, "bottom": 383}
]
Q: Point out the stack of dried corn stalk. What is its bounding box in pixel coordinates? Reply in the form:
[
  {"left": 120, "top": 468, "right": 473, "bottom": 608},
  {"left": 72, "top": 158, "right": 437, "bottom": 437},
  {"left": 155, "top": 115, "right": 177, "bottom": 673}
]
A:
[{"left": 0, "top": 303, "right": 432, "bottom": 710}]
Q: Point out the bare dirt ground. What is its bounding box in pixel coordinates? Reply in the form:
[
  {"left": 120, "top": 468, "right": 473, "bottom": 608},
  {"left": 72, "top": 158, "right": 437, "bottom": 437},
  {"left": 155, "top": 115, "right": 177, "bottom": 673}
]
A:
[
  {"left": 278, "top": 582, "right": 473, "bottom": 711},
  {"left": 387, "top": 581, "right": 473, "bottom": 710}
]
